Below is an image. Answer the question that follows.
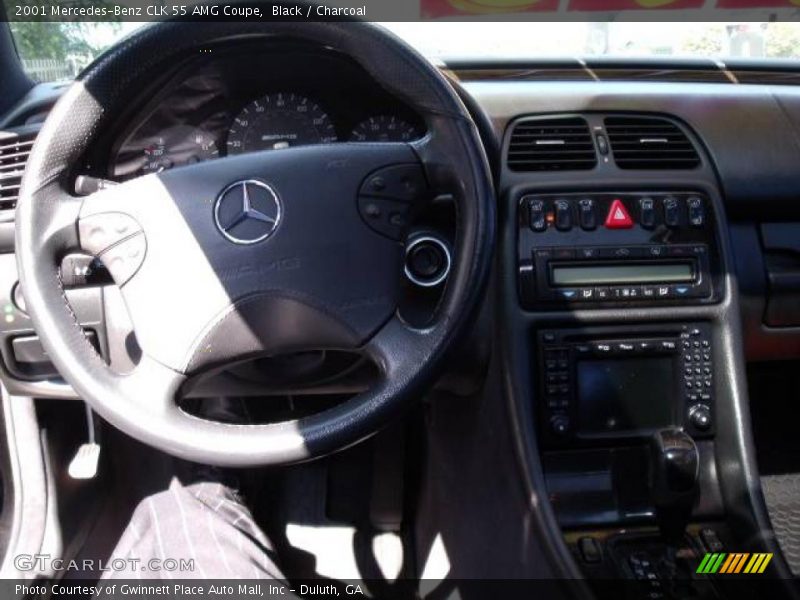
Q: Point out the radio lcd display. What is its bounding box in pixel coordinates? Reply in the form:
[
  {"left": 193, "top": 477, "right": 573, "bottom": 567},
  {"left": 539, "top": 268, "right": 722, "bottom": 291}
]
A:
[
  {"left": 576, "top": 357, "right": 675, "bottom": 437},
  {"left": 551, "top": 263, "right": 693, "bottom": 286}
]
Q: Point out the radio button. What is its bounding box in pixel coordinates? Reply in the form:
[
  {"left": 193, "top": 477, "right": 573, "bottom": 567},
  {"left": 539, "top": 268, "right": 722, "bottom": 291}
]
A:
[
  {"left": 689, "top": 404, "right": 712, "bottom": 431},
  {"left": 528, "top": 198, "right": 547, "bottom": 232},
  {"left": 673, "top": 285, "right": 691, "bottom": 297},
  {"left": 578, "top": 198, "right": 597, "bottom": 230},
  {"left": 668, "top": 245, "right": 692, "bottom": 257},
  {"left": 639, "top": 197, "right": 657, "bottom": 229},
  {"left": 554, "top": 200, "right": 573, "bottom": 231},
  {"left": 611, "top": 246, "right": 637, "bottom": 258},
  {"left": 688, "top": 196, "right": 705, "bottom": 227},
  {"left": 656, "top": 285, "right": 671, "bottom": 298},
  {"left": 664, "top": 196, "right": 681, "bottom": 227},
  {"left": 613, "top": 286, "right": 640, "bottom": 299},
  {"left": 553, "top": 248, "right": 576, "bottom": 260},
  {"left": 550, "top": 415, "right": 570, "bottom": 436}
]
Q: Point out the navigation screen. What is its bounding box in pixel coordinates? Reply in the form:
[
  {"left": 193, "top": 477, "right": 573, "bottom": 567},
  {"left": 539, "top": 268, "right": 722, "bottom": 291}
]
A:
[{"left": 576, "top": 357, "right": 674, "bottom": 437}]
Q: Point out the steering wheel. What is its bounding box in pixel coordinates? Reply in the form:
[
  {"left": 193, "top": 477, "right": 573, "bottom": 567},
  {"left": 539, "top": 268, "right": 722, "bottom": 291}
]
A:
[{"left": 15, "top": 18, "right": 495, "bottom": 466}]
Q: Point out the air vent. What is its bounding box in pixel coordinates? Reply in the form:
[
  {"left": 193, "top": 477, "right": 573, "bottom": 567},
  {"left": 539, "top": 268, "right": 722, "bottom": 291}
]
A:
[
  {"left": 507, "top": 117, "right": 597, "bottom": 172},
  {"left": 605, "top": 116, "right": 700, "bottom": 170},
  {"left": 0, "top": 130, "right": 36, "bottom": 213}
]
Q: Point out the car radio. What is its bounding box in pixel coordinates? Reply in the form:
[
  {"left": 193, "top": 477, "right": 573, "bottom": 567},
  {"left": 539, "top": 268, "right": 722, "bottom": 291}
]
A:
[
  {"left": 518, "top": 192, "right": 721, "bottom": 308},
  {"left": 538, "top": 323, "right": 714, "bottom": 448}
]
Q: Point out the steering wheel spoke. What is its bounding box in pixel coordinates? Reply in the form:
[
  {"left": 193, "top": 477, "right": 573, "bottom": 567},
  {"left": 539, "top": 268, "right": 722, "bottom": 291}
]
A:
[{"left": 364, "top": 314, "right": 432, "bottom": 379}]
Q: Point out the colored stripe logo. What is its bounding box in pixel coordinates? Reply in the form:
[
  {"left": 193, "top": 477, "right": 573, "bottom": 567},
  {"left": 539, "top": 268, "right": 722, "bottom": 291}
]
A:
[{"left": 697, "top": 552, "right": 772, "bottom": 574}]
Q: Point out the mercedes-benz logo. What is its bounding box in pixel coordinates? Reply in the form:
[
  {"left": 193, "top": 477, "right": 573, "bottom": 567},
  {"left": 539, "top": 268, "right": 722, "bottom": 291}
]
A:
[{"left": 214, "top": 179, "right": 282, "bottom": 245}]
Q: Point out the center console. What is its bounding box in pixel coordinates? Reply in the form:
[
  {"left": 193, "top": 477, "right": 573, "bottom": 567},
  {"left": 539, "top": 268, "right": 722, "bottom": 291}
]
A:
[
  {"left": 495, "top": 113, "right": 796, "bottom": 596},
  {"left": 518, "top": 191, "right": 721, "bottom": 308},
  {"left": 515, "top": 189, "right": 736, "bottom": 596}
]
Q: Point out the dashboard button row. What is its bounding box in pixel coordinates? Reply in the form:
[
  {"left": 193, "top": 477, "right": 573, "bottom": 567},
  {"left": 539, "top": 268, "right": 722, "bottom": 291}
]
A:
[
  {"left": 556, "top": 284, "right": 697, "bottom": 302},
  {"left": 525, "top": 194, "right": 706, "bottom": 232}
]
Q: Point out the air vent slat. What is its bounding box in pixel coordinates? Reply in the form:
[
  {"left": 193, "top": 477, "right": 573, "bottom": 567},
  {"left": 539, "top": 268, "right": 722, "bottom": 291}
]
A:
[
  {"left": 507, "top": 117, "right": 597, "bottom": 172},
  {"left": 0, "top": 131, "right": 37, "bottom": 213},
  {"left": 605, "top": 116, "right": 700, "bottom": 170}
]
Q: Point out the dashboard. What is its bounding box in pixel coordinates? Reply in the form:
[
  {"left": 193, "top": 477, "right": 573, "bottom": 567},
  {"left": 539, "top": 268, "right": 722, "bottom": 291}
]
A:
[{"left": 109, "top": 44, "right": 426, "bottom": 181}]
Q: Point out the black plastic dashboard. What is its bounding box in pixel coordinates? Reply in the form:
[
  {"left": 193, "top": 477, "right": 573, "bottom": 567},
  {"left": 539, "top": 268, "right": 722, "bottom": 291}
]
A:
[{"left": 457, "top": 73, "right": 800, "bottom": 362}]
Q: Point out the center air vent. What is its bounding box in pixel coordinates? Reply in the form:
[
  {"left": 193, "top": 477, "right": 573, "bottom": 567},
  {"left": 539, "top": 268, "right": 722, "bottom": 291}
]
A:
[
  {"left": 0, "top": 130, "right": 36, "bottom": 213},
  {"left": 604, "top": 116, "right": 700, "bottom": 170},
  {"left": 507, "top": 117, "right": 597, "bottom": 172}
]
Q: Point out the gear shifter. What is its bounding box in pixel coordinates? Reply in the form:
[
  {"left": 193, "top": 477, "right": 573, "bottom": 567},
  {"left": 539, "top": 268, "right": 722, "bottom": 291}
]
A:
[{"left": 649, "top": 428, "right": 700, "bottom": 546}]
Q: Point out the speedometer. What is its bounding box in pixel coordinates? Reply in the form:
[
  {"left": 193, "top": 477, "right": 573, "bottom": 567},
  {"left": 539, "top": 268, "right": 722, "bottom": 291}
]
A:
[
  {"left": 350, "top": 116, "right": 420, "bottom": 143},
  {"left": 226, "top": 93, "right": 337, "bottom": 154}
]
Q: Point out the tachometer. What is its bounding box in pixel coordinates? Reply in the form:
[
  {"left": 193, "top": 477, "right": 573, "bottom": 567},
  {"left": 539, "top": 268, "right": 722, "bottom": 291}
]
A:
[
  {"left": 350, "top": 115, "right": 420, "bottom": 143},
  {"left": 226, "top": 93, "right": 337, "bottom": 154}
]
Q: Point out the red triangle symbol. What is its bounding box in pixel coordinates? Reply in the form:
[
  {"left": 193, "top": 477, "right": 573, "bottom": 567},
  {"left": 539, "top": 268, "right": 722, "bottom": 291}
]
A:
[{"left": 604, "top": 199, "right": 634, "bottom": 229}]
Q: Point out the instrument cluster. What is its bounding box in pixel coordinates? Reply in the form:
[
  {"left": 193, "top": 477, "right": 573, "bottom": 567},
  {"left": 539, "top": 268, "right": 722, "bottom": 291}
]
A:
[{"left": 110, "top": 46, "right": 425, "bottom": 181}]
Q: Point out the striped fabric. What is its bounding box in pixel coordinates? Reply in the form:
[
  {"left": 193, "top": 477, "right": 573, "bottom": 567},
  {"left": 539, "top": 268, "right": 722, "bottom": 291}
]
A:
[{"left": 102, "top": 478, "right": 288, "bottom": 581}]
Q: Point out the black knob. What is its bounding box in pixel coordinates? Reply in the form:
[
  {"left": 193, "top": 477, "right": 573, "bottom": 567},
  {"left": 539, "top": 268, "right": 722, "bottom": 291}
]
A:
[
  {"left": 689, "top": 404, "right": 712, "bottom": 431},
  {"left": 404, "top": 236, "right": 451, "bottom": 288},
  {"left": 550, "top": 414, "right": 570, "bottom": 435}
]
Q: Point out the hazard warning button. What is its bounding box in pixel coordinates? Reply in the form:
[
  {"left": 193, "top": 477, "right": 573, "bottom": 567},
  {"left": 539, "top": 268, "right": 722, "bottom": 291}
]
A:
[{"left": 604, "top": 199, "right": 634, "bottom": 229}]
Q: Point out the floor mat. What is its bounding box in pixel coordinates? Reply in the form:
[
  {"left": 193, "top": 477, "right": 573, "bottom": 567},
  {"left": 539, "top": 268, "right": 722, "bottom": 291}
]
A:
[{"left": 762, "top": 474, "right": 800, "bottom": 576}]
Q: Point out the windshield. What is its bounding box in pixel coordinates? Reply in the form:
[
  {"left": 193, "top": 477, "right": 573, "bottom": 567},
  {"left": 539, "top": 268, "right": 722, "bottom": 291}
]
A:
[{"left": 7, "top": 21, "right": 800, "bottom": 83}]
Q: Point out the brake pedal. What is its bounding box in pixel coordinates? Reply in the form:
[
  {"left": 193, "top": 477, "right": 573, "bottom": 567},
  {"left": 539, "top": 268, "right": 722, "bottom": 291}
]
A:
[{"left": 68, "top": 404, "right": 101, "bottom": 480}]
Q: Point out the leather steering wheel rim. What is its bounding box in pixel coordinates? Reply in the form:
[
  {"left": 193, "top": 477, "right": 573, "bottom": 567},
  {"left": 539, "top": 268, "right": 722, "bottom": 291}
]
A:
[{"left": 15, "top": 16, "right": 495, "bottom": 467}]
